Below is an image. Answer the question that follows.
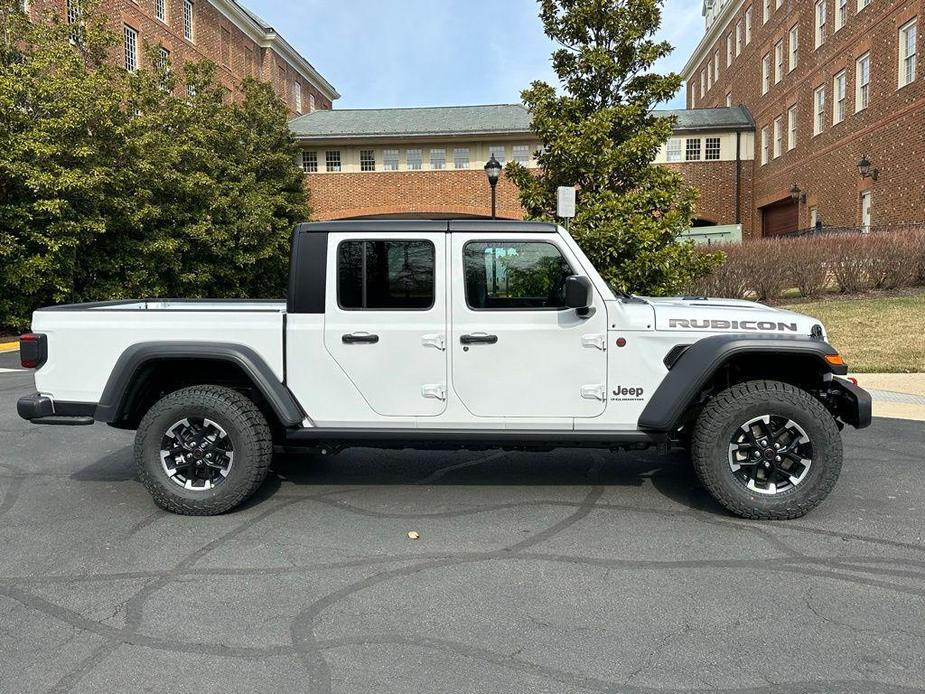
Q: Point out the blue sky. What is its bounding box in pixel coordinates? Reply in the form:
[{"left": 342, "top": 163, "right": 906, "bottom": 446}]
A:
[{"left": 244, "top": 0, "right": 703, "bottom": 110}]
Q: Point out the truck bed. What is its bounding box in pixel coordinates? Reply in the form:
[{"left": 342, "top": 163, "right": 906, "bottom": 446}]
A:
[{"left": 31, "top": 299, "right": 287, "bottom": 405}]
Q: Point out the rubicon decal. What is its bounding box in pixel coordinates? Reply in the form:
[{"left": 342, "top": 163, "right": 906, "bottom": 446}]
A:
[{"left": 668, "top": 319, "right": 799, "bottom": 332}]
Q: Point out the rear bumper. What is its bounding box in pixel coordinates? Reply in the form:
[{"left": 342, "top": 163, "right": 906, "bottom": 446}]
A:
[
  {"left": 829, "top": 378, "right": 873, "bottom": 429},
  {"left": 17, "top": 393, "right": 97, "bottom": 426}
]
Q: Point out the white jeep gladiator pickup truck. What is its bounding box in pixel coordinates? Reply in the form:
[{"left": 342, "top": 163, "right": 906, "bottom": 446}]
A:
[{"left": 17, "top": 220, "right": 871, "bottom": 519}]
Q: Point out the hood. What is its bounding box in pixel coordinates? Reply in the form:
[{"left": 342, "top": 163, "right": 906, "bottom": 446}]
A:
[{"left": 642, "top": 296, "right": 823, "bottom": 339}]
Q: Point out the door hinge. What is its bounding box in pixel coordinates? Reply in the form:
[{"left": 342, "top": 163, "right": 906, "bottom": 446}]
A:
[
  {"left": 582, "top": 334, "right": 607, "bottom": 351},
  {"left": 422, "top": 384, "right": 447, "bottom": 401},
  {"left": 580, "top": 384, "right": 606, "bottom": 402},
  {"left": 422, "top": 334, "right": 446, "bottom": 351}
]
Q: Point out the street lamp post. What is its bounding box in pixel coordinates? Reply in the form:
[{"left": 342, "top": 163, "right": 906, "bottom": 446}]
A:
[{"left": 484, "top": 155, "right": 502, "bottom": 219}]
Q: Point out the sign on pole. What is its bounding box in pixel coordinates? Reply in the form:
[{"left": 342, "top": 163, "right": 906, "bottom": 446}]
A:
[{"left": 557, "top": 186, "right": 576, "bottom": 219}]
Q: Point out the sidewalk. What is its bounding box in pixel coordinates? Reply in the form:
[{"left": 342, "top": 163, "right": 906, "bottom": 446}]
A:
[{"left": 853, "top": 373, "right": 925, "bottom": 423}]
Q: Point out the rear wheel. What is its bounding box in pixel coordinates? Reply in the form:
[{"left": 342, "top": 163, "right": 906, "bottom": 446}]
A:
[
  {"left": 691, "top": 380, "right": 842, "bottom": 520},
  {"left": 134, "top": 385, "right": 272, "bottom": 515}
]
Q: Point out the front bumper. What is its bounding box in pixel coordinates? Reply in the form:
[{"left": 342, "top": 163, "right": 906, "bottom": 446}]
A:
[
  {"left": 828, "top": 378, "right": 873, "bottom": 429},
  {"left": 17, "top": 393, "right": 96, "bottom": 426}
]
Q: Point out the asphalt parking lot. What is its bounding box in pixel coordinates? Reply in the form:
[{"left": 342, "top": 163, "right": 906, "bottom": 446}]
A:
[{"left": 1, "top": 349, "right": 924, "bottom": 693}]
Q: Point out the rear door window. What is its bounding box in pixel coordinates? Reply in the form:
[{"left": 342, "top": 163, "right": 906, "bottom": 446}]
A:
[{"left": 337, "top": 240, "right": 435, "bottom": 310}]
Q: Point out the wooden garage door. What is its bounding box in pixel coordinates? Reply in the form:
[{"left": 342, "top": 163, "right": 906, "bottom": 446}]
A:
[{"left": 761, "top": 200, "right": 799, "bottom": 237}]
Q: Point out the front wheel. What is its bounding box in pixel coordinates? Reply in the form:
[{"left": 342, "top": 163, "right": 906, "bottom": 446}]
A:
[
  {"left": 691, "top": 380, "right": 843, "bottom": 520},
  {"left": 134, "top": 385, "right": 272, "bottom": 515}
]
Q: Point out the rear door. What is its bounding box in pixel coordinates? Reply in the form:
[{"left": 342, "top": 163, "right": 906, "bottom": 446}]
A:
[
  {"left": 450, "top": 232, "right": 608, "bottom": 419},
  {"left": 323, "top": 230, "right": 447, "bottom": 417}
]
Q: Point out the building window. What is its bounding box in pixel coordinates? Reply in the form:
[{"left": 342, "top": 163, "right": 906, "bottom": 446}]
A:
[
  {"left": 123, "top": 25, "right": 138, "bottom": 73},
  {"left": 406, "top": 149, "right": 422, "bottom": 170},
  {"left": 244, "top": 48, "right": 254, "bottom": 75},
  {"left": 899, "top": 19, "right": 917, "bottom": 88},
  {"left": 713, "top": 51, "right": 720, "bottom": 82},
  {"left": 745, "top": 6, "right": 753, "bottom": 44},
  {"left": 685, "top": 138, "right": 701, "bottom": 161},
  {"left": 705, "top": 137, "right": 721, "bottom": 160},
  {"left": 186, "top": 83, "right": 197, "bottom": 98},
  {"left": 325, "top": 151, "right": 341, "bottom": 172},
  {"left": 383, "top": 149, "right": 399, "bottom": 171},
  {"left": 835, "top": 0, "right": 847, "bottom": 31},
  {"left": 360, "top": 150, "right": 376, "bottom": 172},
  {"left": 787, "top": 105, "right": 797, "bottom": 150},
  {"left": 856, "top": 53, "right": 870, "bottom": 111},
  {"left": 760, "top": 126, "right": 769, "bottom": 165},
  {"left": 773, "top": 116, "right": 783, "bottom": 158},
  {"left": 858, "top": 0, "right": 871, "bottom": 10},
  {"left": 183, "top": 0, "right": 194, "bottom": 42},
  {"left": 488, "top": 144, "right": 506, "bottom": 165},
  {"left": 430, "top": 148, "right": 445, "bottom": 170},
  {"left": 815, "top": 0, "right": 826, "bottom": 48},
  {"left": 666, "top": 138, "right": 682, "bottom": 162},
  {"left": 157, "top": 46, "right": 170, "bottom": 71},
  {"left": 814, "top": 85, "right": 826, "bottom": 135},
  {"left": 219, "top": 27, "right": 231, "bottom": 66},
  {"left": 736, "top": 20, "right": 742, "bottom": 55},
  {"left": 512, "top": 145, "right": 530, "bottom": 164},
  {"left": 727, "top": 33, "right": 733, "bottom": 67},
  {"left": 810, "top": 206, "right": 819, "bottom": 228},
  {"left": 833, "top": 70, "right": 846, "bottom": 124},
  {"left": 726, "top": 92, "right": 733, "bottom": 106},
  {"left": 309, "top": 95, "right": 316, "bottom": 113},
  {"left": 291, "top": 82, "right": 302, "bottom": 112},
  {"left": 789, "top": 25, "right": 799, "bottom": 72},
  {"left": 860, "top": 191, "right": 872, "bottom": 231},
  {"left": 66, "top": 0, "right": 81, "bottom": 43},
  {"left": 301, "top": 151, "right": 317, "bottom": 173},
  {"left": 762, "top": 54, "right": 770, "bottom": 94},
  {"left": 155, "top": 0, "right": 167, "bottom": 23},
  {"left": 452, "top": 147, "right": 470, "bottom": 169},
  {"left": 700, "top": 70, "right": 706, "bottom": 98},
  {"left": 763, "top": 0, "right": 770, "bottom": 24},
  {"left": 774, "top": 40, "right": 784, "bottom": 83},
  {"left": 338, "top": 240, "right": 435, "bottom": 311}
]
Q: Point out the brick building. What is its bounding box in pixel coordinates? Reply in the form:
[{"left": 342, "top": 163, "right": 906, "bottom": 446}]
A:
[
  {"left": 21, "top": 0, "right": 338, "bottom": 116},
  {"left": 684, "top": 0, "right": 923, "bottom": 236},
  {"left": 292, "top": 103, "right": 755, "bottom": 227}
]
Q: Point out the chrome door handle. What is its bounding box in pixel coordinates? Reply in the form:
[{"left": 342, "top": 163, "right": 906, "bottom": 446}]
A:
[
  {"left": 342, "top": 333, "right": 379, "bottom": 344},
  {"left": 460, "top": 334, "right": 498, "bottom": 345}
]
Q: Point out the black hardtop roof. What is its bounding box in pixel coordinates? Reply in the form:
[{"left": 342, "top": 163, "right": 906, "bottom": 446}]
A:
[{"left": 294, "top": 220, "right": 559, "bottom": 234}]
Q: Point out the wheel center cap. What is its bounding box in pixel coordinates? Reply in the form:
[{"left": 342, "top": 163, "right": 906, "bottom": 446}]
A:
[{"left": 763, "top": 448, "right": 776, "bottom": 460}]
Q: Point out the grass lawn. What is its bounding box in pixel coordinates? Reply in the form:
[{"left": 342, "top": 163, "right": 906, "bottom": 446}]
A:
[{"left": 782, "top": 290, "right": 925, "bottom": 373}]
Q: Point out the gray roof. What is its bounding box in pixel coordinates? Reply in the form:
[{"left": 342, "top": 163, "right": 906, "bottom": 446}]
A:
[
  {"left": 655, "top": 106, "right": 754, "bottom": 132},
  {"left": 289, "top": 104, "right": 533, "bottom": 140},
  {"left": 288, "top": 104, "right": 753, "bottom": 140}
]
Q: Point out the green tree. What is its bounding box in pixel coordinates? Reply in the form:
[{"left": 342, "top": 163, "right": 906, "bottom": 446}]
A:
[
  {"left": 508, "top": 0, "right": 722, "bottom": 295},
  {"left": 0, "top": 0, "right": 308, "bottom": 331}
]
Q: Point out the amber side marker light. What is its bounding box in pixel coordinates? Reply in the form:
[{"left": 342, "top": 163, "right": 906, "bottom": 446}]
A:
[{"left": 825, "top": 354, "right": 846, "bottom": 367}]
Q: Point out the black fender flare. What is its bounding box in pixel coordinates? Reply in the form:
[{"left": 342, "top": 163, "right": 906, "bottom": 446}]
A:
[
  {"left": 638, "top": 334, "right": 846, "bottom": 432},
  {"left": 94, "top": 342, "right": 304, "bottom": 427}
]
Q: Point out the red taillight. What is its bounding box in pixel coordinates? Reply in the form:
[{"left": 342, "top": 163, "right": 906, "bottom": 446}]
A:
[
  {"left": 848, "top": 377, "right": 858, "bottom": 386},
  {"left": 20, "top": 333, "right": 47, "bottom": 369}
]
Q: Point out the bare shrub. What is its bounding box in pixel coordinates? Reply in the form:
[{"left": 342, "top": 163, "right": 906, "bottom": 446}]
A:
[
  {"left": 689, "top": 244, "right": 751, "bottom": 299},
  {"left": 865, "top": 231, "right": 920, "bottom": 289},
  {"left": 827, "top": 234, "right": 872, "bottom": 293},
  {"left": 746, "top": 238, "right": 789, "bottom": 302},
  {"left": 785, "top": 237, "right": 830, "bottom": 298}
]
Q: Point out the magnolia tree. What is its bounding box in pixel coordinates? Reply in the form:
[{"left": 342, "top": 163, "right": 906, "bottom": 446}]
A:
[
  {"left": 507, "top": 0, "right": 723, "bottom": 295},
  {"left": 0, "top": 0, "right": 307, "bottom": 331}
]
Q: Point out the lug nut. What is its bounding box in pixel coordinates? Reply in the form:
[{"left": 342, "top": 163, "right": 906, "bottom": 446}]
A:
[
  {"left": 775, "top": 456, "right": 782, "bottom": 462},
  {"left": 760, "top": 440, "right": 768, "bottom": 446},
  {"left": 773, "top": 443, "right": 781, "bottom": 449}
]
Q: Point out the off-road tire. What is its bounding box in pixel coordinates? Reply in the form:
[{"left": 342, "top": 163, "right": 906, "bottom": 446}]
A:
[
  {"left": 691, "top": 380, "right": 842, "bottom": 520},
  {"left": 135, "top": 385, "right": 272, "bottom": 515}
]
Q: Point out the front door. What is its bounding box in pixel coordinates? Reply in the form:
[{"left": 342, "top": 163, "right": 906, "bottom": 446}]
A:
[
  {"left": 323, "top": 231, "right": 447, "bottom": 417},
  {"left": 450, "top": 233, "right": 608, "bottom": 419}
]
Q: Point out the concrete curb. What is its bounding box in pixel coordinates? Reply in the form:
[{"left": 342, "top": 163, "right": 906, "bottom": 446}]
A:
[
  {"left": 0, "top": 341, "right": 19, "bottom": 353},
  {"left": 853, "top": 374, "right": 925, "bottom": 423}
]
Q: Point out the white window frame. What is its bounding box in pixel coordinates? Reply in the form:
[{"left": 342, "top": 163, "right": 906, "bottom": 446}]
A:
[
  {"left": 745, "top": 6, "right": 753, "bottom": 44},
  {"left": 833, "top": 70, "right": 846, "bottom": 124},
  {"left": 406, "top": 149, "right": 422, "bottom": 170},
  {"left": 183, "top": 0, "right": 194, "bottom": 42},
  {"left": 705, "top": 137, "right": 721, "bottom": 161},
  {"left": 488, "top": 144, "right": 506, "bottom": 165},
  {"left": 789, "top": 25, "right": 799, "bottom": 72},
  {"left": 773, "top": 117, "right": 783, "bottom": 158},
  {"left": 736, "top": 20, "right": 742, "bottom": 55},
  {"left": 787, "top": 105, "right": 797, "bottom": 150},
  {"left": 760, "top": 126, "right": 769, "bottom": 165},
  {"left": 860, "top": 191, "right": 872, "bottom": 231},
  {"left": 858, "top": 0, "right": 871, "bottom": 10},
  {"left": 714, "top": 51, "right": 720, "bottom": 83},
  {"left": 325, "top": 150, "right": 341, "bottom": 173},
  {"left": 430, "top": 148, "right": 446, "bottom": 170},
  {"left": 292, "top": 82, "right": 302, "bottom": 113},
  {"left": 309, "top": 95, "right": 316, "bottom": 113},
  {"left": 301, "top": 151, "right": 317, "bottom": 173},
  {"left": 727, "top": 33, "right": 733, "bottom": 67},
  {"left": 762, "top": 54, "right": 770, "bottom": 94},
  {"left": 899, "top": 19, "right": 917, "bottom": 89},
  {"left": 856, "top": 53, "right": 870, "bottom": 112},
  {"left": 382, "top": 149, "right": 399, "bottom": 171},
  {"left": 815, "top": 0, "right": 827, "bottom": 48},
  {"left": 123, "top": 25, "right": 138, "bottom": 73},
  {"left": 155, "top": 0, "right": 167, "bottom": 23},
  {"left": 666, "top": 138, "right": 682, "bottom": 162},
  {"left": 835, "top": 0, "right": 848, "bottom": 32},
  {"left": 763, "top": 0, "right": 770, "bottom": 24},
  {"left": 450, "top": 147, "right": 469, "bottom": 169},
  {"left": 814, "top": 85, "right": 826, "bottom": 135},
  {"left": 359, "top": 150, "right": 376, "bottom": 172},
  {"left": 685, "top": 138, "right": 702, "bottom": 161},
  {"left": 512, "top": 144, "right": 530, "bottom": 164},
  {"left": 775, "top": 40, "right": 784, "bottom": 83}
]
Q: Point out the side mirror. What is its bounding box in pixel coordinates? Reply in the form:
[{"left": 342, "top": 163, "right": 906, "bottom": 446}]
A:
[{"left": 564, "top": 275, "right": 594, "bottom": 317}]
